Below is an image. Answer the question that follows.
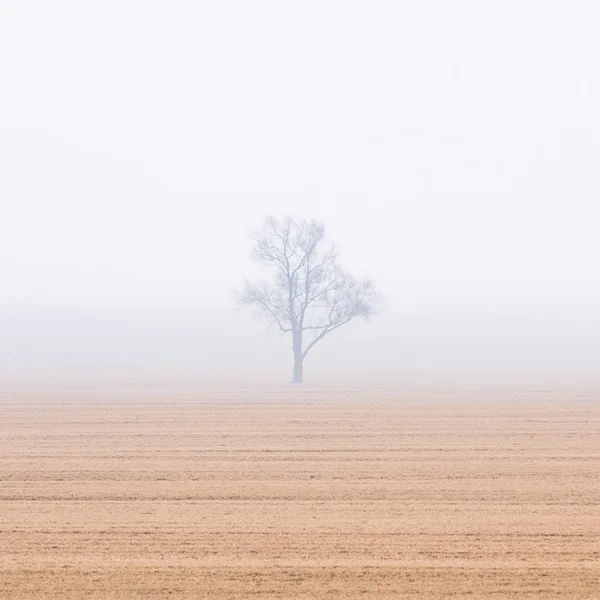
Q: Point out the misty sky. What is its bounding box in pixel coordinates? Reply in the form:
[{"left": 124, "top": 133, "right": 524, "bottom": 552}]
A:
[{"left": 1, "top": 2, "right": 599, "bottom": 380}]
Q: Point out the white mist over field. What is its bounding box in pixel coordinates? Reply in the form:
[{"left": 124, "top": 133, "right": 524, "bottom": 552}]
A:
[{"left": 1, "top": 2, "right": 599, "bottom": 385}]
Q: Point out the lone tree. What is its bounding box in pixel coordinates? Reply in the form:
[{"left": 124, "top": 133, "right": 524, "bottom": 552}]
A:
[{"left": 239, "top": 217, "right": 381, "bottom": 383}]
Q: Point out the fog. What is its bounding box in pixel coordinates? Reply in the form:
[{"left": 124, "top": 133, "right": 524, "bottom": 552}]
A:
[{"left": 1, "top": 2, "right": 599, "bottom": 385}]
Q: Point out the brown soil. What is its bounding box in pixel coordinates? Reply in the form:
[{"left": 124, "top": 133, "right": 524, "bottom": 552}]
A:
[{"left": 1, "top": 388, "right": 599, "bottom": 598}]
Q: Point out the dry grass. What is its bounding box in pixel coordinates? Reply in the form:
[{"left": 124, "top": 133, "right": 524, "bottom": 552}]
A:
[{"left": 1, "top": 387, "right": 599, "bottom": 598}]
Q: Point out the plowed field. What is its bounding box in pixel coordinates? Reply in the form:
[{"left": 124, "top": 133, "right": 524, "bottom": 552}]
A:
[{"left": 1, "top": 388, "right": 599, "bottom": 598}]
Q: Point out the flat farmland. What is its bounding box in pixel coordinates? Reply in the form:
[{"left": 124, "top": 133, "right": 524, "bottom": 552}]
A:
[{"left": 1, "top": 388, "right": 599, "bottom": 598}]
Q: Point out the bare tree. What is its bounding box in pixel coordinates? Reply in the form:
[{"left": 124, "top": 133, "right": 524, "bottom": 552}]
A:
[{"left": 239, "top": 217, "right": 381, "bottom": 383}]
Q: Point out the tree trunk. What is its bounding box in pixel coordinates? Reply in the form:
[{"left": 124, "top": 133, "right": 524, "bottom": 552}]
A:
[
  {"left": 292, "top": 358, "right": 303, "bottom": 384},
  {"left": 292, "top": 330, "right": 304, "bottom": 384}
]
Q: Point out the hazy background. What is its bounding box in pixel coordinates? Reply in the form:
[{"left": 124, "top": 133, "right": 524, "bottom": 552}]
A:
[{"left": 1, "top": 1, "right": 599, "bottom": 385}]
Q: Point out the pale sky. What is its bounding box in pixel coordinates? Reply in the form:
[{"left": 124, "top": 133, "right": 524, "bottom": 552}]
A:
[{"left": 1, "top": 2, "right": 599, "bottom": 380}]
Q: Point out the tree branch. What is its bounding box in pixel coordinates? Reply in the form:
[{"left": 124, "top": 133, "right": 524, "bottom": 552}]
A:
[{"left": 238, "top": 217, "right": 381, "bottom": 373}]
